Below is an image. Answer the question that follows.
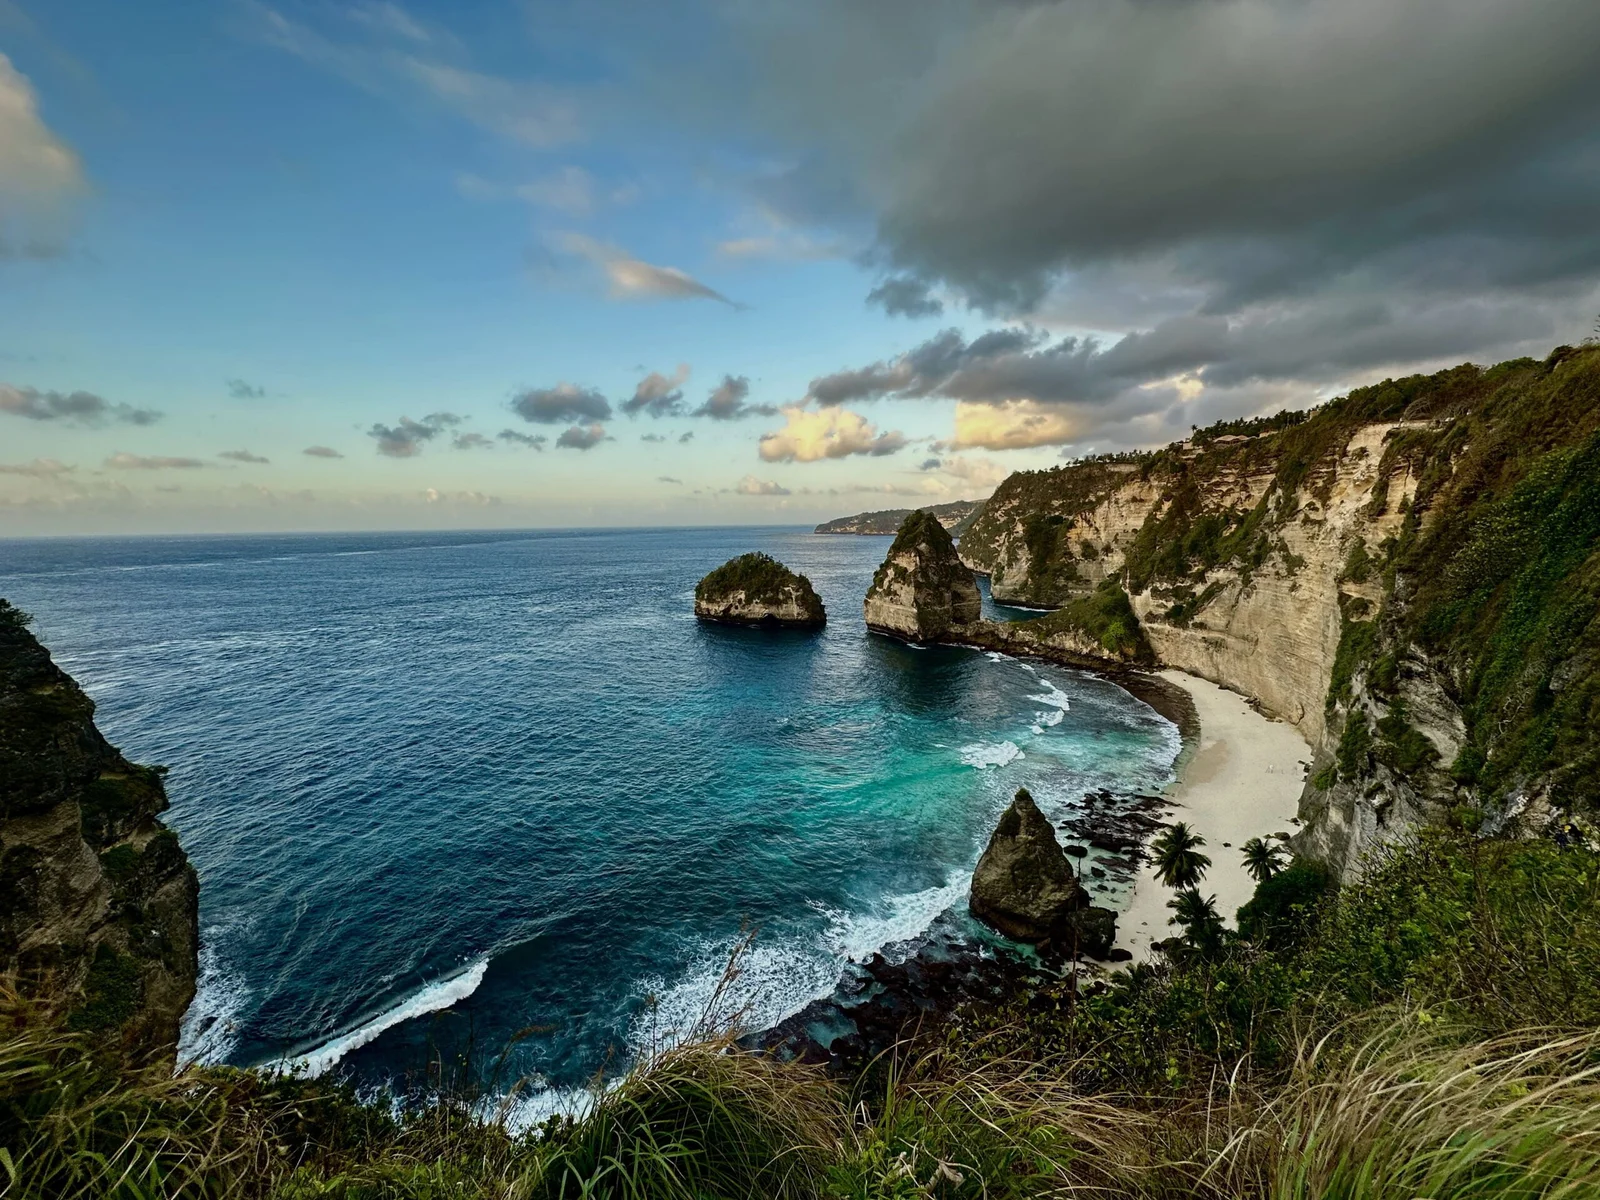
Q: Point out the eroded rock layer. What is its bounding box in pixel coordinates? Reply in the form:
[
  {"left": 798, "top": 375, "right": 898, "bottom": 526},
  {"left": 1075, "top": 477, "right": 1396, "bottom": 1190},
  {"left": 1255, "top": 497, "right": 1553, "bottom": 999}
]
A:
[{"left": 863, "top": 510, "right": 982, "bottom": 641}]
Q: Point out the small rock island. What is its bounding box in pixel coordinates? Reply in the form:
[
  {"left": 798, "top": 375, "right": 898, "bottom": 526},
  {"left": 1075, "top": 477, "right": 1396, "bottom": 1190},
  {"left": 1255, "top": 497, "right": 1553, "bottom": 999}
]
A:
[
  {"left": 970, "top": 788, "right": 1118, "bottom": 959},
  {"left": 863, "top": 508, "right": 982, "bottom": 641},
  {"left": 695, "top": 552, "right": 826, "bottom": 629}
]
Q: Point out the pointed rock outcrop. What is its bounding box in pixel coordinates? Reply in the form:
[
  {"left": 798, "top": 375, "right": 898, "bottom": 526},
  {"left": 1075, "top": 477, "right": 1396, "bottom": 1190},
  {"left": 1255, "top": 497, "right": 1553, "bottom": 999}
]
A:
[
  {"left": 969, "top": 788, "right": 1118, "bottom": 956},
  {"left": 863, "top": 509, "right": 981, "bottom": 642},
  {"left": 695, "top": 553, "right": 826, "bottom": 629},
  {"left": 0, "top": 598, "right": 198, "bottom": 1062}
]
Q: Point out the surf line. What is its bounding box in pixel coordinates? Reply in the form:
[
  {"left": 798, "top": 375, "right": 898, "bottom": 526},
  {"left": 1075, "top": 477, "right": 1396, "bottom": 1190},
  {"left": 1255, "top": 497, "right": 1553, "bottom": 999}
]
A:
[{"left": 263, "top": 956, "right": 491, "bottom": 1079}]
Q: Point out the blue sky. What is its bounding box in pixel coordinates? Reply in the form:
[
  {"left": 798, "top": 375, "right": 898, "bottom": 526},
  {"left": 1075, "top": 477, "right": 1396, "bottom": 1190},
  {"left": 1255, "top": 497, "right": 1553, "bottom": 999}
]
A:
[{"left": 4, "top": 0, "right": 1598, "bottom": 534}]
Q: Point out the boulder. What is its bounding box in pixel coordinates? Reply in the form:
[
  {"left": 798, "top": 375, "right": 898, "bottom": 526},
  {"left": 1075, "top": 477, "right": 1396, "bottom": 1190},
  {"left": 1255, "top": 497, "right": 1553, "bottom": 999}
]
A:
[
  {"left": 863, "top": 510, "right": 982, "bottom": 641},
  {"left": 969, "top": 788, "right": 1088, "bottom": 942},
  {"left": 694, "top": 553, "right": 826, "bottom": 629},
  {"left": 1066, "top": 906, "right": 1119, "bottom": 959}
]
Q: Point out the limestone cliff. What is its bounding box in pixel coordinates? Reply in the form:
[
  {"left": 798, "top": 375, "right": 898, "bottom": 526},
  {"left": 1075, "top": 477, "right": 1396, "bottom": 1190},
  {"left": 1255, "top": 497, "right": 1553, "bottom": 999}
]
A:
[
  {"left": 0, "top": 600, "right": 198, "bottom": 1061},
  {"left": 696, "top": 553, "right": 826, "bottom": 628},
  {"left": 958, "top": 347, "right": 1600, "bottom": 879},
  {"left": 863, "top": 510, "right": 982, "bottom": 641}
]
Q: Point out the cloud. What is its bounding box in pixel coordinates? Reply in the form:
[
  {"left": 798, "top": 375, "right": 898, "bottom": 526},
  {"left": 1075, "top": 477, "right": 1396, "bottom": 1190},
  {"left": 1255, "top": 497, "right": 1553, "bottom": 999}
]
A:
[
  {"left": 867, "top": 276, "right": 943, "bottom": 318},
  {"left": 244, "top": 2, "right": 578, "bottom": 148},
  {"left": 623, "top": 364, "right": 690, "bottom": 417},
  {"left": 302, "top": 445, "right": 344, "bottom": 458},
  {"left": 950, "top": 400, "right": 1082, "bottom": 452},
  {"left": 553, "top": 233, "right": 738, "bottom": 305},
  {"left": 657, "top": 475, "right": 682, "bottom": 484},
  {"left": 758, "top": 406, "right": 908, "bottom": 463},
  {"left": 918, "top": 457, "right": 941, "bottom": 471},
  {"left": 226, "top": 378, "right": 266, "bottom": 400},
  {"left": 423, "top": 486, "right": 500, "bottom": 506},
  {"left": 0, "top": 52, "right": 84, "bottom": 257},
  {"left": 939, "top": 454, "right": 1013, "bottom": 491},
  {"left": 735, "top": 474, "right": 790, "bottom": 496},
  {"left": 497, "top": 428, "right": 547, "bottom": 449},
  {"left": 0, "top": 457, "right": 73, "bottom": 477},
  {"left": 452, "top": 431, "right": 493, "bottom": 450},
  {"left": 367, "top": 411, "right": 463, "bottom": 457},
  {"left": 556, "top": 422, "right": 607, "bottom": 450},
  {"left": 1, "top": 384, "right": 162, "bottom": 426},
  {"left": 640, "top": 433, "right": 667, "bottom": 443},
  {"left": 105, "top": 453, "right": 206, "bottom": 470},
  {"left": 693, "top": 374, "right": 778, "bottom": 420},
  {"left": 683, "top": 0, "right": 1600, "bottom": 401},
  {"left": 219, "top": 449, "right": 270, "bottom": 464},
  {"left": 678, "top": 430, "right": 694, "bottom": 443},
  {"left": 511, "top": 382, "right": 612, "bottom": 424}
]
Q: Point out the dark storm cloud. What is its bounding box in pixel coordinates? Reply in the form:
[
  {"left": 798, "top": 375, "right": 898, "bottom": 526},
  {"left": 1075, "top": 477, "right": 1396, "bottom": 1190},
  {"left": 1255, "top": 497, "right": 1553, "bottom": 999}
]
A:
[
  {"left": 0, "top": 384, "right": 161, "bottom": 426},
  {"left": 511, "top": 384, "right": 613, "bottom": 424},
  {"left": 622, "top": 366, "right": 689, "bottom": 417},
  {"left": 866, "top": 275, "right": 942, "bottom": 318},
  {"left": 688, "top": 0, "right": 1600, "bottom": 390},
  {"left": 692, "top": 375, "right": 778, "bottom": 420},
  {"left": 367, "top": 412, "right": 463, "bottom": 458}
]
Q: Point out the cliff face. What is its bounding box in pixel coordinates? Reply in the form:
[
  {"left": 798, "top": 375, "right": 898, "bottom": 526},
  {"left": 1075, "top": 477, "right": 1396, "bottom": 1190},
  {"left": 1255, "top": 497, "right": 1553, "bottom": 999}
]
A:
[
  {"left": 864, "top": 510, "right": 982, "bottom": 640},
  {"left": 0, "top": 601, "right": 198, "bottom": 1061},
  {"left": 815, "top": 500, "right": 983, "bottom": 536},
  {"left": 958, "top": 347, "right": 1600, "bottom": 878}
]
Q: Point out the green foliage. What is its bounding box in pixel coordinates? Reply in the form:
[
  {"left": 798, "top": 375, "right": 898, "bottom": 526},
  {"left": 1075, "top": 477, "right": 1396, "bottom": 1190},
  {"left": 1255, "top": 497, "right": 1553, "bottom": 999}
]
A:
[
  {"left": 1240, "top": 836, "right": 1287, "bottom": 884},
  {"left": 0, "top": 598, "right": 33, "bottom": 634},
  {"left": 1325, "top": 617, "right": 1378, "bottom": 714},
  {"left": 1374, "top": 701, "right": 1438, "bottom": 775},
  {"left": 696, "top": 552, "right": 821, "bottom": 615},
  {"left": 1167, "top": 888, "right": 1224, "bottom": 952},
  {"left": 67, "top": 944, "right": 143, "bottom": 1032},
  {"left": 1334, "top": 710, "right": 1372, "bottom": 781},
  {"left": 1237, "top": 861, "right": 1332, "bottom": 950},
  {"left": 1018, "top": 579, "right": 1153, "bottom": 662},
  {"left": 1150, "top": 822, "right": 1211, "bottom": 889}
]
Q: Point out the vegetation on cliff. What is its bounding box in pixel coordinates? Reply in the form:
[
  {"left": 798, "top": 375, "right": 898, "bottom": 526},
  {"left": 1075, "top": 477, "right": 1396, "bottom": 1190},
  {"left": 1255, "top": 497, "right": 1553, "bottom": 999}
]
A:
[
  {"left": 1, "top": 597, "right": 198, "bottom": 1060},
  {"left": 814, "top": 500, "right": 983, "bottom": 537},
  {"left": 694, "top": 553, "right": 825, "bottom": 626},
  {"left": 1013, "top": 579, "right": 1154, "bottom": 664},
  {"left": 7, "top": 830, "right": 1599, "bottom": 1198}
]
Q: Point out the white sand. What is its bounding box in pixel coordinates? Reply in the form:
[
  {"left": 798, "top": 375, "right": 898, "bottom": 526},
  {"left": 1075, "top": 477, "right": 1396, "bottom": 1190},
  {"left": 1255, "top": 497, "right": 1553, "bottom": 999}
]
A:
[{"left": 1118, "top": 671, "right": 1311, "bottom": 962}]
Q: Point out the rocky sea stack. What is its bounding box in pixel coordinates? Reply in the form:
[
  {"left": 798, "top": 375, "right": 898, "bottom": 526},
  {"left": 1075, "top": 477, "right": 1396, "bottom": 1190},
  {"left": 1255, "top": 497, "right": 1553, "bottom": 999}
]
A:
[
  {"left": 695, "top": 552, "right": 826, "bottom": 629},
  {"left": 863, "top": 509, "right": 982, "bottom": 642},
  {"left": 970, "top": 787, "right": 1117, "bottom": 957},
  {"left": 0, "top": 598, "right": 198, "bottom": 1062}
]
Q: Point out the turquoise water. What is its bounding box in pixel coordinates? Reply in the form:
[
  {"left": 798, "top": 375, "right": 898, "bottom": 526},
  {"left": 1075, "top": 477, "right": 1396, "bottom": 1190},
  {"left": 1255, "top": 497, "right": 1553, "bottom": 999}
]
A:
[{"left": 0, "top": 527, "right": 1177, "bottom": 1112}]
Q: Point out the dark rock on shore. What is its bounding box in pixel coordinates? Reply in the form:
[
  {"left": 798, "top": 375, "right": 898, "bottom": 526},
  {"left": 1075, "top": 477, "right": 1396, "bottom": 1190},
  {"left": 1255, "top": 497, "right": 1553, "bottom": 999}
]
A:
[
  {"left": 695, "top": 552, "right": 825, "bottom": 629},
  {"left": 0, "top": 598, "right": 198, "bottom": 1063},
  {"left": 969, "top": 788, "right": 1088, "bottom": 942},
  {"left": 863, "top": 510, "right": 981, "bottom": 641}
]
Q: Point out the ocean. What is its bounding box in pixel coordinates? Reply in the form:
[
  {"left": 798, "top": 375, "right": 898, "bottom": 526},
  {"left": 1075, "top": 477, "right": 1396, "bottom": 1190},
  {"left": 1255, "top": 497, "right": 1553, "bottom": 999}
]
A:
[{"left": 0, "top": 526, "right": 1179, "bottom": 1116}]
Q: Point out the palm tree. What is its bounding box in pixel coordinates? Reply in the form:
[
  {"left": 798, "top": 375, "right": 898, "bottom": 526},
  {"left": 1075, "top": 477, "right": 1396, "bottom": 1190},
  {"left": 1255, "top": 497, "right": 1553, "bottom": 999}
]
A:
[
  {"left": 1241, "top": 836, "right": 1287, "bottom": 883},
  {"left": 1150, "top": 822, "right": 1211, "bottom": 889},
  {"left": 1167, "top": 887, "right": 1223, "bottom": 949}
]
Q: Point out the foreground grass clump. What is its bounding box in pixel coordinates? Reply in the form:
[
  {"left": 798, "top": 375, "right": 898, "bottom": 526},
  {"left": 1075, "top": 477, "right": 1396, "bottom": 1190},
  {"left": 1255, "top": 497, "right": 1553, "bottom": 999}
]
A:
[{"left": 5, "top": 832, "right": 1600, "bottom": 1198}]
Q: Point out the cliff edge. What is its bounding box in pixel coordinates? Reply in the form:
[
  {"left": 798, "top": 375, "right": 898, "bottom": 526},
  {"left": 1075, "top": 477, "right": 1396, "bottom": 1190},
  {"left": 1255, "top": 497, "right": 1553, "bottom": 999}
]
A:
[
  {"left": 0, "top": 599, "right": 198, "bottom": 1062},
  {"left": 956, "top": 346, "right": 1600, "bottom": 878}
]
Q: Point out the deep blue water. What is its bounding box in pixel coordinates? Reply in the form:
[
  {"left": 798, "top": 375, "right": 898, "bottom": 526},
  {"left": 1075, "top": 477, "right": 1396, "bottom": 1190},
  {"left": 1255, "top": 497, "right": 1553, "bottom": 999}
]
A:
[{"left": 0, "top": 527, "right": 1177, "bottom": 1115}]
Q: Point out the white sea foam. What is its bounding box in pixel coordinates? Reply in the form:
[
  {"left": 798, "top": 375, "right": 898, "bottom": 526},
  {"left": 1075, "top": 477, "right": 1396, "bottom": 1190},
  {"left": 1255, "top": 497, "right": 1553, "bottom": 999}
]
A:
[
  {"left": 1035, "top": 708, "right": 1065, "bottom": 728},
  {"left": 178, "top": 928, "right": 252, "bottom": 1069},
  {"left": 264, "top": 957, "right": 490, "bottom": 1079},
  {"left": 1029, "top": 679, "right": 1072, "bottom": 712},
  {"left": 960, "top": 740, "right": 1024, "bottom": 769},
  {"left": 984, "top": 650, "right": 1013, "bottom": 663}
]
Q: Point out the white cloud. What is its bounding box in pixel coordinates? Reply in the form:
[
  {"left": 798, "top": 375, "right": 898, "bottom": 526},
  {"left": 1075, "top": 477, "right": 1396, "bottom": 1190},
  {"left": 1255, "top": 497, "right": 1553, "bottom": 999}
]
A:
[
  {"left": 553, "top": 233, "right": 736, "bottom": 305},
  {"left": 0, "top": 457, "right": 74, "bottom": 477},
  {"left": 105, "top": 453, "right": 208, "bottom": 470},
  {"left": 735, "top": 474, "right": 790, "bottom": 496},
  {"left": 758, "top": 406, "right": 908, "bottom": 463},
  {"left": 950, "top": 399, "right": 1081, "bottom": 451},
  {"left": 0, "top": 53, "right": 85, "bottom": 256}
]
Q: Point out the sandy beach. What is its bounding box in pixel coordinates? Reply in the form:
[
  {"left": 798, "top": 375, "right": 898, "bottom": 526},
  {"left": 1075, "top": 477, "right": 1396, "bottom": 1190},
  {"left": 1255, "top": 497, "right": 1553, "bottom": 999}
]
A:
[{"left": 1119, "top": 670, "right": 1312, "bottom": 962}]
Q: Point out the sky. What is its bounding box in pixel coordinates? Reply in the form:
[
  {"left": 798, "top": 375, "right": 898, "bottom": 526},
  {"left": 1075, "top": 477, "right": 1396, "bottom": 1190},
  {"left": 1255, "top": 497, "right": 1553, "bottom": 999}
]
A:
[{"left": 2, "top": 0, "right": 1598, "bottom": 535}]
